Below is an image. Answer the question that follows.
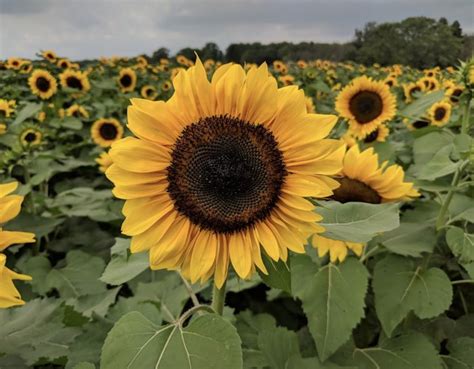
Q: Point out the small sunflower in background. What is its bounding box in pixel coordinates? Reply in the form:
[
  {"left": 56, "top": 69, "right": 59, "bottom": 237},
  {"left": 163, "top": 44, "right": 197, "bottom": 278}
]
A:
[
  {"left": 428, "top": 101, "right": 452, "bottom": 127},
  {"left": 136, "top": 56, "right": 148, "bottom": 69},
  {"left": 359, "top": 124, "right": 389, "bottom": 143},
  {"left": 418, "top": 76, "right": 440, "bottom": 91},
  {"left": 0, "top": 99, "right": 15, "bottom": 118},
  {"left": 297, "top": 60, "right": 308, "bottom": 69},
  {"left": 117, "top": 68, "right": 137, "bottom": 93},
  {"left": 59, "top": 69, "right": 91, "bottom": 94},
  {"left": 305, "top": 96, "right": 316, "bottom": 113},
  {"left": 273, "top": 60, "right": 288, "bottom": 74},
  {"left": 312, "top": 145, "right": 419, "bottom": 263},
  {"left": 278, "top": 75, "right": 294, "bottom": 86},
  {"left": 403, "top": 82, "right": 424, "bottom": 102},
  {"left": 6, "top": 57, "right": 23, "bottom": 70},
  {"left": 140, "top": 85, "right": 158, "bottom": 100},
  {"left": 41, "top": 50, "right": 57, "bottom": 63},
  {"left": 96, "top": 151, "right": 113, "bottom": 173},
  {"left": 64, "top": 104, "right": 89, "bottom": 119},
  {"left": 20, "top": 127, "right": 43, "bottom": 148},
  {"left": 19, "top": 62, "right": 33, "bottom": 74},
  {"left": 446, "top": 85, "right": 464, "bottom": 104},
  {"left": 336, "top": 76, "right": 396, "bottom": 137},
  {"left": 106, "top": 58, "right": 345, "bottom": 287},
  {"left": 0, "top": 181, "right": 36, "bottom": 308},
  {"left": 384, "top": 75, "right": 398, "bottom": 88},
  {"left": 0, "top": 123, "right": 7, "bottom": 135},
  {"left": 28, "top": 69, "right": 58, "bottom": 100},
  {"left": 91, "top": 118, "right": 123, "bottom": 147},
  {"left": 57, "top": 58, "right": 72, "bottom": 69}
]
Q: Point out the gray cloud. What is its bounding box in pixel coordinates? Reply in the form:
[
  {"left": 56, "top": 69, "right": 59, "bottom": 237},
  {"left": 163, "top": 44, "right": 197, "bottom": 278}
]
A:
[{"left": 0, "top": 0, "right": 472, "bottom": 59}]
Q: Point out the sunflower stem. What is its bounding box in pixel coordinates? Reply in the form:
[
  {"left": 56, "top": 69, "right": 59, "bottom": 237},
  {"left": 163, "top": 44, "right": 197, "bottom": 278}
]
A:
[
  {"left": 460, "top": 92, "right": 472, "bottom": 135},
  {"left": 211, "top": 280, "right": 227, "bottom": 315}
]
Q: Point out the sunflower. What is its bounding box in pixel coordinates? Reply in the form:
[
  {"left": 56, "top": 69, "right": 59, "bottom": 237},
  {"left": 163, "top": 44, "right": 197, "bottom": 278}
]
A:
[
  {"left": 106, "top": 58, "right": 345, "bottom": 288},
  {"left": 312, "top": 234, "right": 364, "bottom": 263},
  {"left": 297, "top": 60, "right": 308, "bottom": 69},
  {"left": 331, "top": 145, "right": 419, "bottom": 204},
  {"left": 305, "top": 96, "right": 316, "bottom": 113},
  {"left": 6, "top": 57, "right": 23, "bottom": 70},
  {"left": 96, "top": 151, "right": 113, "bottom": 173},
  {"left": 176, "top": 55, "right": 192, "bottom": 66},
  {"left": 273, "top": 61, "right": 288, "bottom": 74},
  {"left": 359, "top": 124, "right": 389, "bottom": 143},
  {"left": 403, "top": 82, "right": 424, "bottom": 102},
  {"left": 0, "top": 123, "right": 6, "bottom": 135},
  {"left": 19, "top": 62, "right": 33, "bottom": 74},
  {"left": 335, "top": 76, "right": 396, "bottom": 137},
  {"left": 140, "top": 85, "right": 158, "bottom": 100},
  {"left": 20, "top": 128, "right": 43, "bottom": 147},
  {"left": 118, "top": 68, "right": 137, "bottom": 93},
  {"left": 384, "top": 76, "right": 398, "bottom": 88},
  {"left": 41, "top": 50, "right": 57, "bottom": 62},
  {"left": 59, "top": 69, "right": 91, "bottom": 93},
  {"left": 428, "top": 101, "right": 452, "bottom": 127},
  {"left": 28, "top": 69, "right": 58, "bottom": 100},
  {"left": 0, "top": 181, "right": 35, "bottom": 308},
  {"left": 446, "top": 85, "right": 464, "bottom": 104},
  {"left": 136, "top": 56, "right": 148, "bottom": 69},
  {"left": 419, "top": 76, "right": 440, "bottom": 91},
  {"left": 65, "top": 104, "right": 89, "bottom": 119},
  {"left": 57, "top": 58, "right": 72, "bottom": 69},
  {"left": 91, "top": 118, "right": 124, "bottom": 147},
  {"left": 278, "top": 75, "right": 294, "bottom": 86},
  {"left": 0, "top": 99, "right": 15, "bottom": 118}
]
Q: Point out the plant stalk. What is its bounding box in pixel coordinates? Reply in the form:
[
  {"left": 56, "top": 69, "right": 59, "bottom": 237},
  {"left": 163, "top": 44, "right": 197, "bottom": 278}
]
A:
[{"left": 211, "top": 279, "right": 227, "bottom": 315}]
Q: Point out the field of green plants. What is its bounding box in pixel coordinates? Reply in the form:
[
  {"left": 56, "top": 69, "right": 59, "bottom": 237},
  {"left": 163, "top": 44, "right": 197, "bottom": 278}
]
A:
[{"left": 0, "top": 51, "right": 473, "bottom": 369}]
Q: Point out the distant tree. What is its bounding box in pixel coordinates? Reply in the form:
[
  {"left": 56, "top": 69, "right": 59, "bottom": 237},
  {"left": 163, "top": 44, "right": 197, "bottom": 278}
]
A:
[
  {"left": 199, "top": 42, "right": 223, "bottom": 61},
  {"left": 151, "top": 47, "right": 170, "bottom": 62},
  {"left": 451, "top": 20, "right": 463, "bottom": 38},
  {"left": 351, "top": 17, "right": 463, "bottom": 68},
  {"left": 176, "top": 47, "right": 195, "bottom": 61}
]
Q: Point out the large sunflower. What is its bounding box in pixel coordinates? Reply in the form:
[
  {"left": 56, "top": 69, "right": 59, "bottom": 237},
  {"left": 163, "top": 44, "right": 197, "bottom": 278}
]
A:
[
  {"left": 59, "top": 69, "right": 91, "bottom": 93},
  {"left": 28, "top": 70, "right": 58, "bottom": 100},
  {"left": 106, "top": 59, "right": 345, "bottom": 287},
  {"left": 118, "top": 68, "right": 137, "bottom": 93},
  {"left": 335, "top": 76, "right": 396, "bottom": 137},
  {"left": 0, "top": 182, "right": 35, "bottom": 308},
  {"left": 91, "top": 118, "right": 124, "bottom": 147},
  {"left": 312, "top": 145, "right": 419, "bottom": 262},
  {"left": 428, "top": 101, "right": 452, "bottom": 127}
]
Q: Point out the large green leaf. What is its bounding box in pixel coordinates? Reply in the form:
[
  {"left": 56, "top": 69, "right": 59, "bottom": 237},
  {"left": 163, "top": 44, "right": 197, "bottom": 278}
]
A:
[
  {"left": 353, "top": 333, "right": 443, "bottom": 369},
  {"left": 373, "top": 255, "right": 453, "bottom": 337},
  {"left": 315, "top": 201, "right": 400, "bottom": 243},
  {"left": 297, "top": 257, "right": 369, "bottom": 361},
  {"left": 400, "top": 89, "right": 445, "bottom": 121},
  {"left": 100, "top": 311, "right": 243, "bottom": 369},
  {"left": 417, "top": 145, "right": 459, "bottom": 180},
  {"left": 413, "top": 131, "right": 453, "bottom": 165},
  {"left": 257, "top": 326, "right": 300, "bottom": 369},
  {"left": 446, "top": 227, "right": 474, "bottom": 263},
  {"left": 11, "top": 102, "right": 42, "bottom": 126},
  {"left": 257, "top": 253, "right": 291, "bottom": 293},
  {"left": 443, "top": 337, "right": 474, "bottom": 369}
]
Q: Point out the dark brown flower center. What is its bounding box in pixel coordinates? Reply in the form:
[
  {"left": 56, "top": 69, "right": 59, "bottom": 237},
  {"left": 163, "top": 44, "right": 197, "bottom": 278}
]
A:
[
  {"left": 413, "top": 120, "right": 429, "bottom": 129},
  {"left": 120, "top": 74, "right": 132, "bottom": 87},
  {"left": 167, "top": 115, "right": 286, "bottom": 234},
  {"left": 99, "top": 122, "right": 118, "bottom": 140},
  {"left": 364, "top": 128, "right": 379, "bottom": 143},
  {"left": 331, "top": 177, "right": 381, "bottom": 204},
  {"left": 66, "top": 76, "right": 83, "bottom": 90},
  {"left": 434, "top": 107, "right": 446, "bottom": 121},
  {"left": 450, "top": 89, "right": 462, "bottom": 103},
  {"left": 36, "top": 77, "right": 50, "bottom": 92},
  {"left": 409, "top": 86, "right": 421, "bottom": 97},
  {"left": 349, "top": 91, "right": 383, "bottom": 124},
  {"left": 24, "top": 132, "right": 37, "bottom": 143}
]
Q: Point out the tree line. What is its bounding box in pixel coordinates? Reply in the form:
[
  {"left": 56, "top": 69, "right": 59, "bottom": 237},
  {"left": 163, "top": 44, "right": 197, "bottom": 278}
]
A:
[{"left": 151, "top": 17, "right": 473, "bottom": 68}]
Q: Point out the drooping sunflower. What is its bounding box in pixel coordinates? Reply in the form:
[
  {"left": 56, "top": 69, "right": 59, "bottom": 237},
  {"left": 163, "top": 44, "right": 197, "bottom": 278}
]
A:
[
  {"left": 428, "top": 101, "right": 452, "bottom": 127},
  {"left": 96, "top": 151, "right": 113, "bottom": 173},
  {"left": 335, "top": 76, "right": 396, "bottom": 137},
  {"left": 91, "top": 118, "right": 124, "bottom": 147},
  {"left": 118, "top": 68, "right": 137, "bottom": 93},
  {"left": 359, "top": 124, "right": 389, "bottom": 143},
  {"left": 41, "top": 50, "right": 57, "bottom": 62},
  {"left": 28, "top": 69, "right": 58, "bottom": 100},
  {"left": 59, "top": 69, "right": 91, "bottom": 93},
  {"left": 20, "top": 128, "right": 43, "bottom": 147},
  {"left": 0, "top": 181, "right": 35, "bottom": 308},
  {"left": 140, "top": 85, "right": 158, "bottom": 100},
  {"left": 106, "top": 59, "right": 345, "bottom": 287},
  {"left": 312, "top": 145, "right": 419, "bottom": 262},
  {"left": 403, "top": 82, "right": 424, "bottom": 102}
]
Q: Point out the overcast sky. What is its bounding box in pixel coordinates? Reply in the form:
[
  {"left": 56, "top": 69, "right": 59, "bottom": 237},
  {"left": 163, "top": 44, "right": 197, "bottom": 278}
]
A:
[{"left": 0, "top": 0, "right": 473, "bottom": 59}]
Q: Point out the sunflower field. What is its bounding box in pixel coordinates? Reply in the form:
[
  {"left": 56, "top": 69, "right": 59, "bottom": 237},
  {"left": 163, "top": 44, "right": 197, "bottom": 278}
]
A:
[{"left": 0, "top": 51, "right": 473, "bottom": 369}]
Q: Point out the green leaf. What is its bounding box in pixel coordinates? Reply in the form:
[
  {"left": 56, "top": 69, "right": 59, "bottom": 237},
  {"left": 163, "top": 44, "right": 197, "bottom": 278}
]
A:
[
  {"left": 21, "top": 255, "right": 52, "bottom": 294},
  {"left": 298, "top": 258, "right": 369, "bottom": 361},
  {"left": 446, "top": 227, "right": 474, "bottom": 263},
  {"left": 353, "top": 332, "right": 443, "bottom": 369},
  {"left": 291, "top": 254, "right": 319, "bottom": 298},
  {"left": 373, "top": 255, "right": 453, "bottom": 337},
  {"left": 11, "top": 103, "right": 42, "bottom": 126},
  {"left": 376, "top": 222, "right": 436, "bottom": 257},
  {"left": 46, "top": 250, "right": 106, "bottom": 298},
  {"left": 257, "top": 326, "right": 300, "bottom": 369},
  {"left": 286, "top": 356, "right": 354, "bottom": 369},
  {"left": 443, "top": 337, "right": 474, "bottom": 369},
  {"left": 101, "top": 238, "right": 149, "bottom": 285},
  {"left": 413, "top": 131, "right": 453, "bottom": 165},
  {"left": 100, "top": 311, "right": 243, "bottom": 369},
  {"left": 71, "top": 287, "right": 120, "bottom": 317},
  {"left": 400, "top": 90, "right": 445, "bottom": 121},
  {"left": 417, "top": 145, "right": 459, "bottom": 180},
  {"left": 72, "top": 363, "right": 95, "bottom": 369},
  {"left": 258, "top": 253, "right": 291, "bottom": 293},
  {"left": 315, "top": 201, "right": 400, "bottom": 243}
]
